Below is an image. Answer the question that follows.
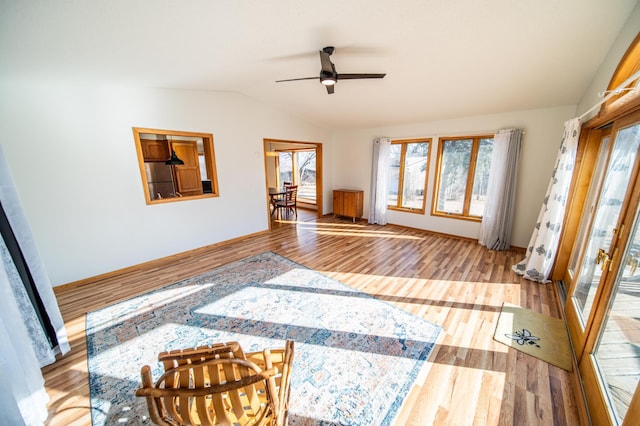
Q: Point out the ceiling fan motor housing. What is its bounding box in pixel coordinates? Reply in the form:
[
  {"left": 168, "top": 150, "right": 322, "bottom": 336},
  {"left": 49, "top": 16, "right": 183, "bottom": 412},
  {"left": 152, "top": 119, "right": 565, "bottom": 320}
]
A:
[{"left": 320, "top": 70, "right": 337, "bottom": 85}]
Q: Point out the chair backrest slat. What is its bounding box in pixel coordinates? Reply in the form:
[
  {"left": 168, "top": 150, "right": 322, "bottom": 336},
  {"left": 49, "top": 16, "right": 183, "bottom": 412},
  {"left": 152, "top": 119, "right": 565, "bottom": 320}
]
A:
[
  {"left": 136, "top": 340, "right": 294, "bottom": 426},
  {"left": 207, "top": 363, "right": 231, "bottom": 424},
  {"left": 192, "top": 365, "right": 213, "bottom": 426}
]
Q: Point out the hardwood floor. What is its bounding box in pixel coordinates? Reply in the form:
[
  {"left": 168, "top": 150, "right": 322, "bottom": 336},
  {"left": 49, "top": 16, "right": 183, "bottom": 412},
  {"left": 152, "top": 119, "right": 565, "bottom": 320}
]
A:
[{"left": 43, "top": 216, "right": 582, "bottom": 425}]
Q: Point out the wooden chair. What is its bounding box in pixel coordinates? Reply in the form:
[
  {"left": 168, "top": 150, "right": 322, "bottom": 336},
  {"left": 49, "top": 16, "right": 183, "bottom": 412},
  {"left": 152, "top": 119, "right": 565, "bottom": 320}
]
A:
[
  {"left": 135, "top": 340, "right": 295, "bottom": 426},
  {"left": 274, "top": 185, "right": 297, "bottom": 218}
]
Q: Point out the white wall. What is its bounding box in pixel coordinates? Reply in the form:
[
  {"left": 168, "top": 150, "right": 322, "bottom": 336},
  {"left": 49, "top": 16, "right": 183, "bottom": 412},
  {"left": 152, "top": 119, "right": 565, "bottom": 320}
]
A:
[
  {"left": 331, "top": 105, "right": 577, "bottom": 248},
  {"left": 0, "top": 83, "right": 331, "bottom": 285}
]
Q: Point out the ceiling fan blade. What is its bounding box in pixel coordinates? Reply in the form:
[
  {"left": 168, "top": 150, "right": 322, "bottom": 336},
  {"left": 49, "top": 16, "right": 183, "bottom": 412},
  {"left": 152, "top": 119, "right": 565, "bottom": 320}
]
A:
[
  {"left": 319, "top": 49, "right": 335, "bottom": 74},
  {"left": 275, "top": 77, "right": 318, "bottom": 83},
  {"left": 326, "top": 84, "right": 335, "bottom": 95},
  {"left": 336, "top": 73, "right": 386, "bottom": 80}
]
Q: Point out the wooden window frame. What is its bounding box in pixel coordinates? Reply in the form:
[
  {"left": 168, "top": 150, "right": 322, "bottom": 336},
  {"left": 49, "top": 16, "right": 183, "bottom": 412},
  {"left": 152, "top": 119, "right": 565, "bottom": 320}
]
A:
[
  {"left": 431, "top": 135, "right": 494, "bottom": 221},
  {"left": 387, "top": 138, "right": 431, "bottom": 214},
  {"left": 133, "top": 127, "right": 219, "bottom": 205}
]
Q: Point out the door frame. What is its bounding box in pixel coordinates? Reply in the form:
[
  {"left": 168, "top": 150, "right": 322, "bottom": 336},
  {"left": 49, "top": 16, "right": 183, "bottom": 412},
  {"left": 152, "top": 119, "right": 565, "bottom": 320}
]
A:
[
  {"left": 263, "top": 138, "right": 323, "bottom": 226},
  {"left": 553, "top": 102, "right": 640, "bottom": 425},
  {"left": 577, "top": 110, "right": 640, "bottom": 425}
]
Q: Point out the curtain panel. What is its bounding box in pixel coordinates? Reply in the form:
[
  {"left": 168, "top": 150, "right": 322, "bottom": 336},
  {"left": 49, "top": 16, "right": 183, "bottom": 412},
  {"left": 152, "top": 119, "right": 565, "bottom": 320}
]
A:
[
  {"left": 0, "top": 252, "right": 51, "bottom": 425},
  {"left": 513, "top": 118, "right": 580, "bottom": 282},
  {"left": 0, "top": 146, "right": 71, "bottom": 424},
  {"left": 369, "top": 137, "right": 391, "bottom": 225},
  {"left": 479, "top": 129, "right": 523, "bottom": 250}
]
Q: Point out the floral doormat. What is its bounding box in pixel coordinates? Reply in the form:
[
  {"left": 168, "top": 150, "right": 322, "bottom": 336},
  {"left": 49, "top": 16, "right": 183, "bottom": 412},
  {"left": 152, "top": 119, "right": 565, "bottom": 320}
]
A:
[
  {"left": 494, "top": 302, "right": 573, "bottom": 371},
  {"left": 86, "top": 251, "right": 443, "bottom": 425}
]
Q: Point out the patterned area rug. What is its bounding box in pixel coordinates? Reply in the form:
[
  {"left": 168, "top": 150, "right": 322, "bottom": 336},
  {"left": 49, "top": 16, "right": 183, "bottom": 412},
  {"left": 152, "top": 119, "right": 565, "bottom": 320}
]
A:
[
  {"left": 86, "top": 251, "right": 443, "bottom": 425},
  {"left": 494, "top": 302, "right": 573, "bottom": 371}
]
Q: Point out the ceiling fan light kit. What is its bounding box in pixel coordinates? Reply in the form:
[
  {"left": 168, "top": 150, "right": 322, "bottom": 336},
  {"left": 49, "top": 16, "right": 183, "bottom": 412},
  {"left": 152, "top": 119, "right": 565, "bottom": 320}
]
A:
[
  {"left": 276, "top": 46, "right": 385, "bottom": 94},
  {"left": 321, "top": 76, "right": 336, "bottom": 86}
]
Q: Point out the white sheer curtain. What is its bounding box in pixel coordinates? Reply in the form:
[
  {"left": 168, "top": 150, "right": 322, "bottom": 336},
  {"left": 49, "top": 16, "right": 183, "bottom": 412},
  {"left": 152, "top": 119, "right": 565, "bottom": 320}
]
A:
[
  {"left": 0, "top": 259, "right": 50, "bottom": 425},
  {"left": 479, "top": 129, "right": 523, "bottom": 250},
  {"left": 369, "top": 137, "right": 391, "bottom": 225},
  {"left": 513, "top": 118, "right": 580, "bottom": 282},
  {"left": 0, "top": 146, "right": 70, "bottom": 424}
]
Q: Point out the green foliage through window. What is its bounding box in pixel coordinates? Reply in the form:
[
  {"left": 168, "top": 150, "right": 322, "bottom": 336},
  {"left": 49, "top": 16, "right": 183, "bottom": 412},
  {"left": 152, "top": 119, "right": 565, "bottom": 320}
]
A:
[{"left": 433, "top": 136, "right": 493, "bottom": 219}]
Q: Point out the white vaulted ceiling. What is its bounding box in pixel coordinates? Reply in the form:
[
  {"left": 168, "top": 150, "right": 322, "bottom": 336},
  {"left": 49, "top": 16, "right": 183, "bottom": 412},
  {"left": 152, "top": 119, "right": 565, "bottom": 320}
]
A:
[{"left": 1, "top": 0, "right": 637, "bottom": 130}]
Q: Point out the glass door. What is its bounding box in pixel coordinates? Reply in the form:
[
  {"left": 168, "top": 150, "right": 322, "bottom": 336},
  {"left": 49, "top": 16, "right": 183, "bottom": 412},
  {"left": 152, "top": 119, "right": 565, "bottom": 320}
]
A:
[
  {"left": 565, "top": 112, "right": 640, "bottom": 425},
  {"left": 566, "top": 119, "right": 640, "bottom": 354},
  {"left": 581, "top": 201, "right": 640, "bottom": 424}
]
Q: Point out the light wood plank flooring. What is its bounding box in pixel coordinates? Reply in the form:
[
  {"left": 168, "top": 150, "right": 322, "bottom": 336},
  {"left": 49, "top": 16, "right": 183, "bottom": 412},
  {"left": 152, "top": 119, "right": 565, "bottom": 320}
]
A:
[{"left": 43, "top": 216, "right": 582, "bottom": 425}]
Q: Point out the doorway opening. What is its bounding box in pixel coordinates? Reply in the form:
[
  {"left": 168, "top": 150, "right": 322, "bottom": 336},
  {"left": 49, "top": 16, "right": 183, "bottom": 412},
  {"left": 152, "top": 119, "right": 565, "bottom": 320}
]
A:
[{"left": 263, "top": 139, "right": 323, "bottom": 225}]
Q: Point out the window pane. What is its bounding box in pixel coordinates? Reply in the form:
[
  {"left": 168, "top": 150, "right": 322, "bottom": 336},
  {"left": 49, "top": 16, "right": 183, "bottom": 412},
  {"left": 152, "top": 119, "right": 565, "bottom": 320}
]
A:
[
  {"left": 278, "top": 152, "right": 292, "bottom": 185},
  {"left": 401, "top": 142, "right": 428, "bottom": 209},
  {"left": 388, "top": 144, "right": 402, "bottom": 206},
  {"left": 437, "top": 140, "right": 472, "bottom": 214},
  {"left": 469, "top": 138, "right": 493, "bottom": 216},
  {"left": 295, "top": 151, "right": 316, "bottom": 202}
]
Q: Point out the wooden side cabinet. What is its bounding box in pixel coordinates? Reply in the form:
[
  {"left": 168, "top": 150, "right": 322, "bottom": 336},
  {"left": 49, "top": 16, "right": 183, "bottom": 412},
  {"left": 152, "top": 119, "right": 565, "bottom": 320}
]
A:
[{"left": 333, "top": 189, "right": 363, "bottom": 223}]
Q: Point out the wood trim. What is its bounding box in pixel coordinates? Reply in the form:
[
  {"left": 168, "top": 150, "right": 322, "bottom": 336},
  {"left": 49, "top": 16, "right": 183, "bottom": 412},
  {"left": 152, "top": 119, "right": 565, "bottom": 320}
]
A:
[
  {"left": 622, "top": 384, "right": 640, "bottom": 426},
  {"left": 389, "top": 138, "right": 432, "bottom": 214},
  {"left": 54, "top": 229, "right": 269, "bottom": 291},
  {"left": 580, "top": 353, "right": 616, "bottom": 426},
  {"left": 385, "top": 220, "right": 497, "bottom": 245},
  {"left": 585, "top": 91, "right": 640, "bottom": 130},
  {"left": 397, "top": 142, "right": 408, "bottom": 208},
  {"left": 463, "top": 139, "right": 481, "bottom": 215},
  {"left": 549, "top": 280, "right": 592, "bottom": 426},
  {"left": 602, "top": 32, "right": 640, "bottom": 110},
  {"left": 552, "top": 127, "right": 608, "bottom": 282},
  {"left": 203, "top": 133, "right": 219, "bottom": 196},
  {"left": 316, "top": 143, "right": 323, "bottom": 218},
  {"left": 132, "top": 127, "right": 219, "bottom": 205}
]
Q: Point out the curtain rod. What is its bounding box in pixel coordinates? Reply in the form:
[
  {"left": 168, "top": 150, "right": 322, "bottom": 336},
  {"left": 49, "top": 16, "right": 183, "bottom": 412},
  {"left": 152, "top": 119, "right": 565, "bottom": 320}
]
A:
[{"left": 578, "top": 69, "right": 640, "bottom": 121}]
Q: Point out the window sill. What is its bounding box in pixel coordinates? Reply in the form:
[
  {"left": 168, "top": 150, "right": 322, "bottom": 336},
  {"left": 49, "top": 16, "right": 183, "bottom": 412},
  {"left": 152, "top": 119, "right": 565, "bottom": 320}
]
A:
[
  {"left": 431, "top": 211, "right": 482, "bottom": 222},
  {"left": 388, "top": 206, "right": 426, "bottom": 215},
  {"left": 146, "top": 193, "right": 219, "bottom": 205}
]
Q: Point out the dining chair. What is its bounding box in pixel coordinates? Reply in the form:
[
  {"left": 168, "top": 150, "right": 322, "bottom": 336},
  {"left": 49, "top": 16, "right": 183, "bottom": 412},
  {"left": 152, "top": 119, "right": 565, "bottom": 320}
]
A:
[
  {"left": 135, "top": 340, "right": 295, "bottom": 426},
  {"left": 274, "top": 185, "right": 297, "bottom": 218}
]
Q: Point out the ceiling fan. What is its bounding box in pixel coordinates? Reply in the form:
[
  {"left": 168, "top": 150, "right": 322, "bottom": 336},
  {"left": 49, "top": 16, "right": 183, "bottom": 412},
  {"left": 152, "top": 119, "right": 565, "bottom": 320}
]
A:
[{"left": 275, "top": 46, "right": 386, "bottom": 94}]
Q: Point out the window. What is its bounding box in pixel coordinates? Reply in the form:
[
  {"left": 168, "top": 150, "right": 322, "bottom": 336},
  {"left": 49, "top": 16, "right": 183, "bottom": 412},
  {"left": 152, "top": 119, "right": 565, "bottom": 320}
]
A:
[
  {"left": 432, "top": 135, "right": 493, "bottom": 220},
  {"left": 133, "top": 127, "right": 219, "bottom": 204},
  {"left": 277, "top": 149, "right": 317, "bottom": 203},
  {"left": 387, "top": 138, "right": 431, "bottom": 213}
]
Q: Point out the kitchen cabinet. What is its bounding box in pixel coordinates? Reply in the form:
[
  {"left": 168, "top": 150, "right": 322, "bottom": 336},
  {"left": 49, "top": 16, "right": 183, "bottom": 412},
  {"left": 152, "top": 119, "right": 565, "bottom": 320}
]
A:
[
  {"left": 333, "top": 189, "right": 363, "bottom": 223},
  {"left": 171, "top": 140, "right": 203, "bottom": 196},
  {"left": 140, "top": 139, "right": 170, "bottom": 162}
]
